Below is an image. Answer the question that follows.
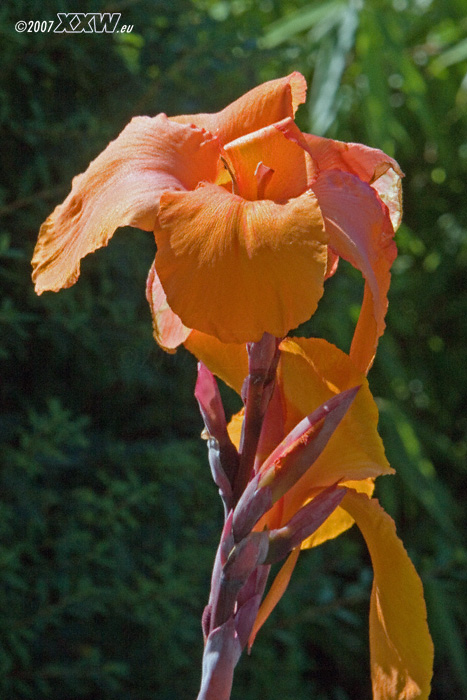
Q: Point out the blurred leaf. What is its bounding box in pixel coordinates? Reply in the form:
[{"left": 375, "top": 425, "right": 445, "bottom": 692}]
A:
[
  {"left": 308, "top": 1, "right": 359, "bottom": 134},
  {"left": 378, "top": 400, "right": 459, "bottom": 542},
  {"left": 260, "top": 0, "right": 346, "bottom": 48},
  {"left": 424, "top": 576, "right": 467, "bottom": 696}
]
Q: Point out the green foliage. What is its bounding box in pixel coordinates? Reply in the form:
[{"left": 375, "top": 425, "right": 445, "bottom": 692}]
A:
[{"left": 0, "top": 0, "right": 466, "bottom": 698}]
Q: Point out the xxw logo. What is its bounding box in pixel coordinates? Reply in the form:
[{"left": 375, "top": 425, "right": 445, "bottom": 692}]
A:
[{"left": 55, "top": 13, "right": 122, "bottom": 33}]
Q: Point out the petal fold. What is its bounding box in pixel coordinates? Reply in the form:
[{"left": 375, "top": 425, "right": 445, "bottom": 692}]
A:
[
  {"left": 342, "top": 491, "right": 433, "bottom": 700},
  {"left": 184, "top": 332, "right": 248, "bottom": 395},
  {"left": 32, "top": 115, "right": 220, "bottom": 294}
]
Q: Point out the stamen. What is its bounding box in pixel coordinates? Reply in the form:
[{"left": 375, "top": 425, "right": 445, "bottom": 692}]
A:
[
  {"left": 255, "top": 162, "right": 275, "bottom": 200},
  {"left": 220, "top": 155, "right": 239, "bottom": 195}
]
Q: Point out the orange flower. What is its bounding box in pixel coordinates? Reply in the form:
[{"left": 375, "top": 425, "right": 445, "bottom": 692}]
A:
[
  {"left": 32, "top": 73, "right": 402, "bottom": 370},
  {"left": 188, "top": 334, "right": 433, "bottom": 699}
]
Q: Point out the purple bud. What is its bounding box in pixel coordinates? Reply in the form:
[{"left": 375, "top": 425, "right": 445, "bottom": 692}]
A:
[
  {"left": 232, "top": 478, "right": 272, "bottom": 542},
  {"left": 195, "top": 362, "right": 239, "bottom": 503},
  {"left": 195, "top": 362, "right": 228, "bottom": 441}
]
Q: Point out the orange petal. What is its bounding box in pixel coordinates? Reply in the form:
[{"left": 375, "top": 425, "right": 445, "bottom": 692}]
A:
[
  {"left": 311, "top": 171, "right": 397, "bottom": 373},
  {"left": 304, "top": 134, "right": 403, "bottom": 205},
  {"left": 248, "top": 547, "right": 300, "bottom": 649},
  {"left": 155, "top": 184, "right": 327, "bottom": 343},
  {"left": 342, "top": 491, "right": 434, "bottom": 700},
  {"left": 223, "top": 117, "right": 318, "bottom": 201},
  {"left": 172, "top": 72, "right": 307, "bottom": 147},
  {"left": 146, "top": 260, "right": 191, "bottom": 352},
  {"left": 32, "top": 115, "right": 220, "bottom": 294},
  {"left": 277, "top": 337, "right": 393, "bottom": 521}
]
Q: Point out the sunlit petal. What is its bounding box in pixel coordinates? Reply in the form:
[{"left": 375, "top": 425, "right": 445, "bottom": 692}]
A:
[
  {"left": 304, "top": 133, "right": 402, "bottom": 180},
  {"left": 343, "top": 491, "right": 434, "bottom": 700},
  {"left": 311, "top": 171, "right": 397, "bottom": 373},
  {"left": 32, "top": 115, "right": 220, "bottom": 294},
  {"left": 155, "top": 184, "right": 327, "bottom": 343},
  {"left": 173, "top": 72, "right": 307, "bottom": 146}
]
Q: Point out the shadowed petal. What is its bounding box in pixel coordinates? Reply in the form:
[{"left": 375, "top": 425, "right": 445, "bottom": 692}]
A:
[
  {"left": 155, "top": 184, "right": 328, "bottom": 343},
  {"left": 311, "top": 171, "right": 397, "bottom": 373},
  {"left": 146, "top": 260, "right": 191, "bottom": 351},
  {"left": 343, "top": 491, "right": 434, "bottom": 700},
  {"left": 32, "top": 115, "right": 220, "bottom": 294},
  {"left": 184, "top": 332, "right": 248, "bottom": 394},
  {"left": 173, "top": 72, "right": 307, "bottom": 146}
]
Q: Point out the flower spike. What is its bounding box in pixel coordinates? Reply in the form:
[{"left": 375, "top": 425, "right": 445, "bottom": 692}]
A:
[{"left": 233, "top": 386, "right": 360, "bottom": 542}]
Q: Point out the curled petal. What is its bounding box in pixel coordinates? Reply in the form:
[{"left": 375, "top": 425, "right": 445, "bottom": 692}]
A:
[
  {"left": 173, "top": 72, "right": 307, "bottom": 146},
  {"left": 155, "top": 184, "right": 328, "bottom": 343},
  {"left": 342, "top": 491, "right": 433, "bottom": 700},
  {"left": 146, "top": 260, "right": 191, "bottom": 351},
  {"left": 311, "top": 171, "right": 397, "bottom": 373},
  {"left": 372, "top": 167, "right": 404, "bottom": 231},
  {"left": 32, "top": 115, "right": 220, "bottom": 294},
  {"left": 304, "top": 134, "right": 403, "bottom": 197}
]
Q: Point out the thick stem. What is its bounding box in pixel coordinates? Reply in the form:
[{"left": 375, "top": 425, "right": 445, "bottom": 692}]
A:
[
  {"left": 232, "top": 334, "right": 280, "bottom": 504},
  {"left": 197, "top": 619, "right": 241, "bottom": 700}
]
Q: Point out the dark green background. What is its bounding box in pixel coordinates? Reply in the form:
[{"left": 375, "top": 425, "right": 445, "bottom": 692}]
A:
[{"left": 1, "top": 0, "right": 466, "bottom": 697}]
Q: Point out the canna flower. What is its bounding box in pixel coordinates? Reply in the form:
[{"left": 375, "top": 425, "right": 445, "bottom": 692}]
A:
[
  {"left": 32, "top": 72, "right": 402, "bottom": 372},
  {"left": 190, "top": 333, "right": 434, "bottom": 700}
]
